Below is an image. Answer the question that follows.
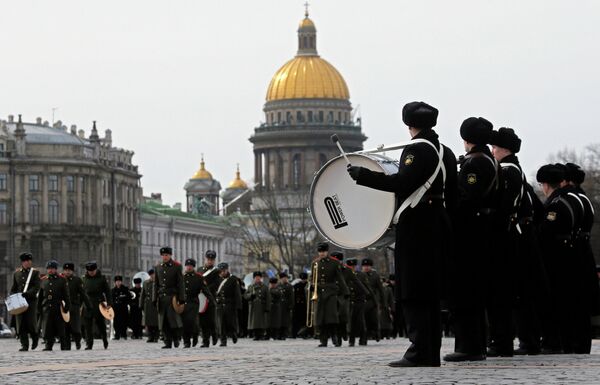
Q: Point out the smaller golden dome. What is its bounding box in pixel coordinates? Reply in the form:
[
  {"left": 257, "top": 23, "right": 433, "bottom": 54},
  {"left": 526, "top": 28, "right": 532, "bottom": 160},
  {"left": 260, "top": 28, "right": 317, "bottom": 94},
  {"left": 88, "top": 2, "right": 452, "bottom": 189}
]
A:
[
  {"left": 192, "top": 155, "right": 213, "bottom": 180},
  {"left": 228, "top": 164, "right": 248, "bottom": 189},
  {"left": 299, "top": 17, "right": 315, "bottom": 29}
]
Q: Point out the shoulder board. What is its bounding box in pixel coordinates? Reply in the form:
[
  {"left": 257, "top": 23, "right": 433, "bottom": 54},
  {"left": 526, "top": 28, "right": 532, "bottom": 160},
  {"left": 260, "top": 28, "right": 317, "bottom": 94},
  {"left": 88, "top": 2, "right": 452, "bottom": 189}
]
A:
[{"left": 173, "top": 260, "right": 181, "bottom": 266}]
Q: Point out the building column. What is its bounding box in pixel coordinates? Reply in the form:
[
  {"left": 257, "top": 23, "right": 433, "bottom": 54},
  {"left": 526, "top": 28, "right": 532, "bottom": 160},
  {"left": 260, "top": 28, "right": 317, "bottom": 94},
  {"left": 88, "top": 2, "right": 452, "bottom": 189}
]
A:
[
  {"left": 20, "top": 174, "right": 26, "bottom": 224},
  {"left": 41, "top": 174, "right": 48, "bottom": 223},
  {"left": 60, "top": 174, "right": 67, "bottom": 223},
  {"left": 76, "top": 174, "right": 83, "bottom": 224}
]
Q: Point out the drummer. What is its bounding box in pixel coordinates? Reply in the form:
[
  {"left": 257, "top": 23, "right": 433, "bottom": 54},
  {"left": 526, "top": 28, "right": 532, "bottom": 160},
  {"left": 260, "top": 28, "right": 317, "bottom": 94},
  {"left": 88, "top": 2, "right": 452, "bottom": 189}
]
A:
[
  {"left": 347, "top": 101, "right": 458, "bottom": 367},
  {"left": 182, "top": 258, "right": 214, "bottom": 348},
  {"left": 10, "top": 252, "right": 41, "bottom": 351}
]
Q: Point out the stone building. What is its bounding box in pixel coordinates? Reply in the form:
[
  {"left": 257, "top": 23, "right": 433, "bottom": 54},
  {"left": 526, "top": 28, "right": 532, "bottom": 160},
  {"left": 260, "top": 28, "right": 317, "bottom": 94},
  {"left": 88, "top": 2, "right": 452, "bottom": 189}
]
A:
[
  {"left": 0, "top": 115, "right": 141, "bottom": 297},
  {"left": 184, "top": 156, "right": 222, "bottom": 216}
]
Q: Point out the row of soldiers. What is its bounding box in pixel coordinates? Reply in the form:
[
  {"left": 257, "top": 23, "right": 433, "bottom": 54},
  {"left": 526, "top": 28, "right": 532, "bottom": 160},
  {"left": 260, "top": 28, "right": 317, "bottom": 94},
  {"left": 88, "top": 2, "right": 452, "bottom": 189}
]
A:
[{"left": 346, "top": 101, "right": 599, "bottom": 367}]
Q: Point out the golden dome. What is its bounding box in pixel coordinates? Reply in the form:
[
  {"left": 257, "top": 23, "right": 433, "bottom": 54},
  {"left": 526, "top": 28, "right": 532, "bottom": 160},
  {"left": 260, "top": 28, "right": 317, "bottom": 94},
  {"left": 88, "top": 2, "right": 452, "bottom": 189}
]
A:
[
  {"left": 228, "top": 165, "right": 248, "bottom": 189},
  {"left": 191, "top": 156, "right": 213, "bottom": 180},
  {"left": 299, "top": 17, "right": 315, "bottom": 29},
  {"left": 266, "top": 56, "right": 350, "bottom": 101}
]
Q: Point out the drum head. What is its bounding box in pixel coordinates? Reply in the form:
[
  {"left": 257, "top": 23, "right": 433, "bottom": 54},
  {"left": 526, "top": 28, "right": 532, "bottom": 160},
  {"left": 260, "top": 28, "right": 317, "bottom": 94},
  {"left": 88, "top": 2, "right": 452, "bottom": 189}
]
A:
[
  {"left": 310, "top": 154, "right": 397, "bottom": 249},
  {"left": 198, "top": 292, "right": 209, "bottom": 314}
]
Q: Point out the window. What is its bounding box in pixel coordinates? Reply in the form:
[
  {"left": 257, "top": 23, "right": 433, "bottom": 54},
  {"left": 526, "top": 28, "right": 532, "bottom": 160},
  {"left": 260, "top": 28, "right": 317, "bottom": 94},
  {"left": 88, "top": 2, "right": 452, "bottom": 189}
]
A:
[
  {"left": 67, "top": 200, "right": 76, "bottom": 224},
  {"left": 66, "top": 176, "right": 75, "bottom": 192},
  {"left": 296, "top": 111, "right": 303, "bottom": 123},
  {"left": 51, "top": 241, "right": 62, "bottom": 260},
  {"left": 292, "top": 154, "right": 302, "bottom": 188},
  {"left": 48, "top": 200, "right": 59, "bottom": 224},
  {"left": 308, "top": 111, "right": 313, "bottom": 122},
  {"left": 29, "top": 175, "right": 39, "bottom": 191},
  {"left": 318, "top": 111, "right": 324, "bottom": 122},
  {"left": 327, "top": 111, "right": 334, "bottom": 123},
  {"left": 29, "top": 200, "right": 40, "bottom": 224},
  {"left": 48, "top": 175, "right": 59, "bottom": 191},
  {"left": 0, "top": 174, "right": 7, "bottom": 191},
  {"left": 0, "top": 202, "right": 7, "bottom": 224},
  {"left": 80, "top": 176, "right": 86, "bottom": 193},
  {"left": 277, "top": 112, "right": 281, "bottom": 123},
  {"left": 0, "top": 143, "right": 4, "bottom": 157}
]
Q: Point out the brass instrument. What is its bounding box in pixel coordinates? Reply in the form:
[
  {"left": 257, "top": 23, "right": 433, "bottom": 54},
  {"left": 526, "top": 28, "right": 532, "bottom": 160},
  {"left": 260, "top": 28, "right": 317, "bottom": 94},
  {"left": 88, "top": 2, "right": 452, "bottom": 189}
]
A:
[{"left": 306, "top": 260, "right": 319, "bottom": 328}]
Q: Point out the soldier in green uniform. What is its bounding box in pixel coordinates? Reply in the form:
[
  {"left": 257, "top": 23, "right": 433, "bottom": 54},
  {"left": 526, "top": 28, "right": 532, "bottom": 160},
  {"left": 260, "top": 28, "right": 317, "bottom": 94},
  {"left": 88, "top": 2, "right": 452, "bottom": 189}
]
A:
[
  {"left": 10, "top": 252, "right": 41, "bottom": 351},
  {"left": 277, "top": 272, "right": 294, "bottom": 340},
  {"left": 141, "top": 268, "right": 159, "bottom": 343},
  {"left": 310, "top": 242, "right": 349, "bottom": 347},
  {"left": 37, "top": 260, "right": 71, "bottom": 351},
  {"left": 345, "top": 258, "right": 370, "bottom": 346},
  {"left": 381, "top": 278, "right": 396, "bottom": 339},
  {"left": 153, "top": 246, "right": 185, "bottom": 349},
  {"left": 330, "top": 251, "right": 350, "bottom": 346},
  {"left": 215, "top": 262, "right": 242, "bottom": 346},
  {"left": 82, "top": 261, "right": 111, "bottom": 350},
  {"left": 361, "top": 258, "right": 387, "bottom": 341},
  {"left": 267, "top": 277, "right": 282, "bottom": 340},
  {"left": 244, "top": 271, "right": 270, "bottom": 340},
  {"left": 198, "top": 250, "right": 223, "bottom": 347},
  {"left": 63, "top": 262, "right": 88, "bottom": 350},
  {"left": 182, "top": 258, "right": 214, "bottom": 348}
]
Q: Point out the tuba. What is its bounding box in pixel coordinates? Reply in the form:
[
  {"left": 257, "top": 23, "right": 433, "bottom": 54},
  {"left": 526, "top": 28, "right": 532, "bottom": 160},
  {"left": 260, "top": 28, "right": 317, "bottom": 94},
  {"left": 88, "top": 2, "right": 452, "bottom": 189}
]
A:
[{"left": 306, "top": 260, "right": 319, "bottom": 328}]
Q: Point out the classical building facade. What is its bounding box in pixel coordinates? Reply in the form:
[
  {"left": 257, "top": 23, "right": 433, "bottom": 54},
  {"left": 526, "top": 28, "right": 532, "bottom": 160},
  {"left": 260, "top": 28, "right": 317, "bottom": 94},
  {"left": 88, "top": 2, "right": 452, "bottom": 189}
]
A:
[
  {"left": 0, "top": 115, "right": 141, "bottom": 297},
  {"left": 184, "top": 156, "right": 222, "bottom": 216}
]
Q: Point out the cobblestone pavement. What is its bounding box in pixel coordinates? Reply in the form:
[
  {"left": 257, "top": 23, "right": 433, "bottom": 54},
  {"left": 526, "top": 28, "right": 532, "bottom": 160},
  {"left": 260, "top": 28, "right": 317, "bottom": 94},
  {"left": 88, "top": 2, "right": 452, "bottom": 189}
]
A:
[{"left": 1, "top": 337, "right": 599, "bottom": 384}]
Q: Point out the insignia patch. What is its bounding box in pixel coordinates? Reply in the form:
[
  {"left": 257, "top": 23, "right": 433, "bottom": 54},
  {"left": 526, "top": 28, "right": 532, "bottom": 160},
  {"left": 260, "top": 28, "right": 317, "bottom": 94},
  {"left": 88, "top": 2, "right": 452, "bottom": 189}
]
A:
[
  {"left": 404, "top": 155, "right": 414, "bottom": 166},
  {"left": 546, "top": 212, "right": 557, "bottom": 221},
  {"left": 467, "top": 173, "right": 477, "bottom": 185}
]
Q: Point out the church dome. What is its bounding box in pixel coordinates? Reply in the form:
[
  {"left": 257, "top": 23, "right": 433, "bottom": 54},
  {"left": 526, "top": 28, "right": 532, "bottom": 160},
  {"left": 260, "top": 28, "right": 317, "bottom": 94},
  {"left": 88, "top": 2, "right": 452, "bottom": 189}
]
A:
[
  {"left": 228, "top": 165, "right": 248, "bottom": 189},
  {"left": 191, "top": 156, "right": 213, "bottom": 180},
  {"left": 265, "top": 12, "right": 349, "bottom": 102}
]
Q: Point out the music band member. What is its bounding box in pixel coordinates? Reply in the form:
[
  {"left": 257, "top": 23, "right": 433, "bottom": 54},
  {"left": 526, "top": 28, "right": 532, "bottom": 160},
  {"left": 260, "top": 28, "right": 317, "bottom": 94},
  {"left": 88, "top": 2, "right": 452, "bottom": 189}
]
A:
[
  {"left": 111, "top": 275, "right": 130, "bottom": 340},
  {"left": 10, "top": 252, "right": 41, "bottom": 351},
  {"left": 277, "top": 272, "right": 294, "bottom": 340},
  {"left": 63, "top": 262, "right": 88, "bottom": 350},
  {"left": 82, "top": 261, "right": 111, "bottom": 350},
  {"left": 182, "top": 258, "right": 214, "bottom": 348},
  {"left": 347, "top": 101, "right": 458, "bottom": 367},
  {"left": 244, "top": 271, "right": 270, "bottom": 340},
  {"left": 141, "top": 268, "right": 159, "bottom": 343},
  {"left": 344, "top": 258, "right": 369, "bottom": 347},
  {"left": 129, "top": 278, "right": 144, "bottom": 339},
  {"left": 216, "top": 262, "right": 242, "bottom": 346},
  {"left": 37, "top": 260, "right": 71, "bottom": 351},
  {"left": 199, "top": 250, "right": 222, "bottom": 348},
  {"left": 153, "top": 246, "right": 185, "bottom": 349},
  {"left": 361, "top": 258, "right": 386, "bottom": 342}
]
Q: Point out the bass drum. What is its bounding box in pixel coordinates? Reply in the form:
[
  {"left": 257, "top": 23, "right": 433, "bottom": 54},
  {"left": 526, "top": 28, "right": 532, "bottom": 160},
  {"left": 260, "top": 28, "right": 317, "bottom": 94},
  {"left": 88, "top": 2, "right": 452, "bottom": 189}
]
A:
[{"left": 309, "top": 153, "right": 398, "bottom": 250}]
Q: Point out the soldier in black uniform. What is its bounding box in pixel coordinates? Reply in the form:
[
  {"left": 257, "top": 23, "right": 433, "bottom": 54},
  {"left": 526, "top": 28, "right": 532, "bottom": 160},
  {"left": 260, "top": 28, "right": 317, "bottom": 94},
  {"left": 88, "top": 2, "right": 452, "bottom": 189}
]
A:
[
  {"left": 277, "top": 272, "right": 294, "bottom": 340},
  {"left": 338, "top": 256, "right": 369, "bottom": 347},
  {"left": 141, "top": 269, "right": 159, "bottom": 343},
  {"left": 129, "top": 278, "right": 143, "bottom": 339},
  {"left": 37, "top": 260, "right": 71, "bottom": 351},
  {"left": 111, "top": 276, "right": 130, "bottom": 340},
  {"left": 444, "top": 117, "right": 496, "bottom": 362},
  {"left": 292, "top": 272, "right": 308, "bottom": 338},
  {"left": 348, "top": 101, "right": 457, "bottom": 367},
  {"left": 63, "top": 262, "right": 88, "bottom": 350},
  {"left": 215, "top": 262, "right": 242, "bottom": 347},
  {"left": 267, "top": 277, "right": 282, "bottom": 340},
  {"left": 153, "top": 247, "right": 185, "bottom": 349},
  {"left": 10, "top": 252, "right": 41, "bottom": 351},
  {"left": 82, "top": 261, "right": 111, "bottom": 350},
  {"left": 182, "top": 258, "right": 214, "bottom": 348},
  {"left": 360, "top": 258, "right": 386, "bottom": 342},
  {"left": 198, "top": 250, "right": 222, "bottom": 347},
  {"left": 330, "top": 252, "right": 350, "bottom": 345}
]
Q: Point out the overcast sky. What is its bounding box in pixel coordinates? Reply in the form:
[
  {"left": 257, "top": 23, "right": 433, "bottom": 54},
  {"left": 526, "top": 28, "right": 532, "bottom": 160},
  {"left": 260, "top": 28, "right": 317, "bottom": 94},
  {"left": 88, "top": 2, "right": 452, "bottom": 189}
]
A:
[{"left": 1, "top": 0, "right": 598, "bottom": 205}]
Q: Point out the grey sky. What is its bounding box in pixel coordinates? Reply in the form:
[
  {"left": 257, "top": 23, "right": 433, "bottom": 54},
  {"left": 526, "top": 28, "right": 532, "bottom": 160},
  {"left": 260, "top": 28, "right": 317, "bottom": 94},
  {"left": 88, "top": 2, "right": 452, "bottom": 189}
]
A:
[{"left": 1, "top": 0, "right": 599, "bottom": 205}]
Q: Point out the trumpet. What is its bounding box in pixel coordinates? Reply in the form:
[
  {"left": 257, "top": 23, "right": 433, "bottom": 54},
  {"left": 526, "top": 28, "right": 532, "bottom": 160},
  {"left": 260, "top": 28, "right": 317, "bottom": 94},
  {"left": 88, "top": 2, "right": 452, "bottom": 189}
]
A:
[{"left": 306, "top": 260, "right": 319, "bottom": 328}]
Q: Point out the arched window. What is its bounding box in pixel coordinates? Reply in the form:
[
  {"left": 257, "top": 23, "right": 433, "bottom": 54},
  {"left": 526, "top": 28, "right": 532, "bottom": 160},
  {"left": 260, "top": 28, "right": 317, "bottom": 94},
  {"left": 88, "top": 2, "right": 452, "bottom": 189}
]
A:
[
  {"left": 308, "top": 111, "right": 314, "bottom": 122},
  {"left": 29, "top": 200, "right": 40, "bottom": 224},
  {"left": 296, "top": 111, "right": 304, "bottom": 123},
  {"left": 48, "top": 200, "right": 59, "bottom": 224},
  {"left": 327, "top": 111, "right": 334, "bottom": 123},
  {"left": 67, "top": 200, "right": 76, "bottom": 224},
  {"left": 303, "top": 36, "right": 308, "bottom": 48},
  {"left": 318, "top": 111, "right": 324, "bottom": 122},
  {"left": 292, "top": 154, "right": 302, "bottom": 189}
]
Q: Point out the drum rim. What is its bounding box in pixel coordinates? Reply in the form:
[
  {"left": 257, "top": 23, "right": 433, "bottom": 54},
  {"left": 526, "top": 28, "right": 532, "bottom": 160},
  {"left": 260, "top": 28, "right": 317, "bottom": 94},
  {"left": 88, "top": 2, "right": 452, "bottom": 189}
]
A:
[{"left": 309, "top": 153, "right": 396, "bottom": 250}]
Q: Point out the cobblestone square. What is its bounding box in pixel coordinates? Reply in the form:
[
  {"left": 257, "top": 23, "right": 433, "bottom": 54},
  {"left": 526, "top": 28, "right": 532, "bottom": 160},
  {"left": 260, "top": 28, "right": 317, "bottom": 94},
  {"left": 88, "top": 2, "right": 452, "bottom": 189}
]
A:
[{"left": 1, "top": 337, "right": 599, "bottom": 384}]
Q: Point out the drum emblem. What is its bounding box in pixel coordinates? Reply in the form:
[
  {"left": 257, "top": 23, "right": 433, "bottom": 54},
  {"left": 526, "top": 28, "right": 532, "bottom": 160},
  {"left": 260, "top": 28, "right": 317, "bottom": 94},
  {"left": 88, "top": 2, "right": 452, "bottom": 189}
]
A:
[{"left": 324, "top": 195, "right": 348, "bottom": 229}]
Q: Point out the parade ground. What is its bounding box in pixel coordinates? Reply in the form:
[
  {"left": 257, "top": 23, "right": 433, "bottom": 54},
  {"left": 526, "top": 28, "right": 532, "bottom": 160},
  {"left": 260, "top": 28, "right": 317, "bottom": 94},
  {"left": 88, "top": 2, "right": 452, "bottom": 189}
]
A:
[{"left": 0, "top": 337, "right": 599, "bottom": 384}]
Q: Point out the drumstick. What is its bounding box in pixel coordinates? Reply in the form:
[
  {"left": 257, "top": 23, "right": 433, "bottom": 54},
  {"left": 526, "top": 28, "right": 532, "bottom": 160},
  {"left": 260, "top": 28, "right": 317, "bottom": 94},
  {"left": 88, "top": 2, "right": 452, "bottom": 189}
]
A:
[{"left": 331, "top": 134, "right": 350, "bottom": 165}]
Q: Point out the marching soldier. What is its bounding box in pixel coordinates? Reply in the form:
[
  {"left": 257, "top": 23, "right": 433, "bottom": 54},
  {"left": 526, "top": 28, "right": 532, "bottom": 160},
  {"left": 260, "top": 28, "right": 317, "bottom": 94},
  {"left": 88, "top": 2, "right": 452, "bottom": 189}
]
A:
[
  {"left": 153, "top": 246, "right": 185, "bottom": 349},
  {"left": 344, "top": 258, "right": 369, "bottom": 347},
  {"left": 330, "top": 252, "right": 350, "bottom": 345},
  {"left": 37, "top": 260, "right": 71, "bottom": 351},
  {"left": 445, "top": 117, "right": 496, "bottom": 362},
  {"left": 10, "top": 252, "right": 41, "bottom": 351},
  {"left": 348, "top": 101, "right": 458, "bottom": 367},
  {"left": 381, "top": 278, "right": 395, "bottom": 339},
  {"left": 277, "top": 272, "right": 294, "bottom": 340},
  {"left": 244, "top": 271, "right": 270, "bottom": 340},
  {"left": 361, "top": 258, "right": 386, "bottom": 342},
  {"left": 111, "top": 275, "right": 130, "bottom": 340},
  {"left": 182, "top": 258, "right": 214, "bottom": 348},
  {"left": 215, "top": 262, "right": 242, "bottom": 346},
  {"left": 63, "top": 262, "right": 88, "bottom": 350},
  {"left": 292, "top": 272, "right": 308, "bottom": 338},
  {"left": 129, "top": 278, "right": 144, "bottom": 339},
  {"left": 141, "top": 268, "right": 159, "bottom": 343},
  {"left": 198, "top": 250, "right": 222, "bottom": 347},
  {"left": 310, "top": 242, "right": 349, "bottom": 347},
  {"left": 82, "top": 261, "right": 111, "bottom": 350},
  {"left": 267, "top": 277, "right": 282, "bottom": 340}
]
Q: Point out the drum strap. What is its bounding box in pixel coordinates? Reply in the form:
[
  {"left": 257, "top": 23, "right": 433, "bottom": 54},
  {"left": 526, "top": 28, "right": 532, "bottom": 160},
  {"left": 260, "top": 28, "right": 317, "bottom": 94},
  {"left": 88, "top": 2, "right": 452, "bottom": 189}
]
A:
[
  {"left": 579, "top": 193, "right": 595, "bottom": 215},
  {"left": 217, "top": 277, "right": 229, "bottom": 294},
  {"left": 392, "top": 139, "right": 445, "bottom": 224},
  {"left": 23, "top": 268, "right": 34, "bottom": 293}
]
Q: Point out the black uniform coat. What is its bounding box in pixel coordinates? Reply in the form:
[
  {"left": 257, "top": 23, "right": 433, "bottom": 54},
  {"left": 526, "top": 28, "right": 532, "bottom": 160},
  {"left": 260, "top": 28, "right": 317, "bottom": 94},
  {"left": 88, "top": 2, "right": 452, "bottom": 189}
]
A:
[
  {"left": 277, "top": 282, "right": 294, "bottom": 331},
  {"left": 216, "top": 274, "right": 242, "bottom": 335},
  {"left": 153, "top": 258, "right": 185, "bottom": 330},
  {"left": 575, "top": 187, "right": 600, "bottom": 315},
  {"left": 10, "top": 267, "right": 41, "bottom": 336},
  {"left": 81, "top": 271, "right": 112, "bottom": 319},
  {"left": 65, "top": 275, "right": 88, "bottom": 332},
  {"left": 37, "top": 273, "right": 71, "bottom": 339},
  {"left": 129, "top": 286, "right": 143, "bottom": 332},
  {"left": 244, "top": 282, "right": 270, "bottom": 330},
  {"left": 198, "top": 265, "right": 223, "bottom": 328},
  {"left": 310, "top": 256, "right": 349, "bottom": 327},
  {"left": 268, "top": 286, "right": 283, "bottom": 329},
  {"left": 141, "top": 279, "right": 158, "bottom": 327},
  {"left": 182, "top": 271, "right": 214, "bottom": 334},
  {"left": 292, "top": 280, "right": 308, "bottom": 334},
  {"left": 111, "top": 285, "right": 131, "bottom": 332},
  {"left": 342, "top": 267, "right": 369, "bottom": 332},
  {"left": 355, "top": 128, "right": 457, "bottom": 301}
]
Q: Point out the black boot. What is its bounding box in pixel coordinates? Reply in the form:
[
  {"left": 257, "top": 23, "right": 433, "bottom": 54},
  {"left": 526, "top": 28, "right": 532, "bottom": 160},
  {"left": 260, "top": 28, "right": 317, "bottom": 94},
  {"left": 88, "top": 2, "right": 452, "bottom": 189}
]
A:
[
  {"left": 31, "top": 335, "right": 39, "bottom": 350},
  {"left": 192, "top": 336, "right": 198, "bottom": 347},
  {"left": 103, "top": 337, "right": 109, "bottom": 350},
  {"left": 211, "top": 333, "right": 218, "bottom": 346},
  {"left": 349, "top": 336, "right": 355, "bottom": 347},
  {"left": 200, "top": 338, "right": 210, "bottom": 348},
  {"left": 43, "top": 343, "right": 53, "bottom": 351},
  {"left": 162, "top": 340, "right": 173, "bottom": 349},
  {"left": 183, "top": 338, "right": 191, "bottom": 348},
  {"left": 220, "top": 338, "right": 227, "bottom": 347}
]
